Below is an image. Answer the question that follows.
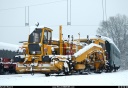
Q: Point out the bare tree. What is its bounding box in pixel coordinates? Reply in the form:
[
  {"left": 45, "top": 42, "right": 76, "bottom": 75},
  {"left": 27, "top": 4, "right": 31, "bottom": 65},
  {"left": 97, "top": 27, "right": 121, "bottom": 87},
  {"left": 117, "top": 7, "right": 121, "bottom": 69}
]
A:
[{"left": 97, "top": 14, "right": 128, "bottom": 69}]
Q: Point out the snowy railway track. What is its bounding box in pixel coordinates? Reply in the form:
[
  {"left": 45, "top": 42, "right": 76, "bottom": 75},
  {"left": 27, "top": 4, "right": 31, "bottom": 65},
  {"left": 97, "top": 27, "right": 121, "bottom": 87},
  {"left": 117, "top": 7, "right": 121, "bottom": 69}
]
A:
[
  {"left": 0, "top": 70, "right": 128, "bottom": 86},
  {"left": 0, "top": 71, "right": 115, "bottom": 77}
]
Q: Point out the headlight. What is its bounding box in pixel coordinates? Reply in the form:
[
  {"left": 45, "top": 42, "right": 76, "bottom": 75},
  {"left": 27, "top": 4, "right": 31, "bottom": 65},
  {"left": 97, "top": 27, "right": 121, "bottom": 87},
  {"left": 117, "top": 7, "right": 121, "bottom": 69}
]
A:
[
  {"left": 39, "top": 43, "right": 42, "bottom": 47},
  {"left": 32, "top": 57, "right": 35, "bottom": 59},
  {"left": 11, "top": 59, "right": 14, "bottom": 62},
  {"left": 32, "top": 51, "right": 36, "bottom": 54}
]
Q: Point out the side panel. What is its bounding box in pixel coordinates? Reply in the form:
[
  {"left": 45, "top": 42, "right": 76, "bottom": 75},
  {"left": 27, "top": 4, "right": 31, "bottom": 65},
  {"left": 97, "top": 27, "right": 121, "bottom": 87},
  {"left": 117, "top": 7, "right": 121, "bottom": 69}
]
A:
[
  {"left": 110, "top": 44, "right": 114, "bottom": 66},
  {"left": 110, "top": 44, "right": 121, "bottom": 67},
  {"left": 105, "top": 40, "right": 121, "bottom": 67},
  {"left": 105, "top": 40, "right": 111, "bottom": 63}
]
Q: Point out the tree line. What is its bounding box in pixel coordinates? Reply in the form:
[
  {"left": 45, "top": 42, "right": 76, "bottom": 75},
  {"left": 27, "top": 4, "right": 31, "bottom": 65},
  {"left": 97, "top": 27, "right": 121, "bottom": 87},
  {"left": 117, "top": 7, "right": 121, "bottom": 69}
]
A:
[
  {"left": 97, "top": 14, "right": 128, "bottom": 70},
  {"left": 0, "top": 49, "right": 22, "bottom": 60}
]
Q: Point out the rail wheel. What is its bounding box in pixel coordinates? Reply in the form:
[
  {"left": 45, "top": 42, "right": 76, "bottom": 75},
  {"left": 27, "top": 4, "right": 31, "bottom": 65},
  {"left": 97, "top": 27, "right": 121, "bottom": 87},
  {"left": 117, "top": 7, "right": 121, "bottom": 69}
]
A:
[
  {"left": 0, "top": 68, "right": 4, "bottom": 75},
  {"left": 105, "top": 65, "right": 113, "bottom": 72},
  {"left": 45, "top": 73, "right": 50, "bottom": 76},
  {"left": 0, "top": 64, "right": 5, "bottom": 75},
  {"left": 63, "top": 67, "right": 69, "bottom": 75},
  {"left": 113, "top": 64, "right": 117, "bottom": 72}
]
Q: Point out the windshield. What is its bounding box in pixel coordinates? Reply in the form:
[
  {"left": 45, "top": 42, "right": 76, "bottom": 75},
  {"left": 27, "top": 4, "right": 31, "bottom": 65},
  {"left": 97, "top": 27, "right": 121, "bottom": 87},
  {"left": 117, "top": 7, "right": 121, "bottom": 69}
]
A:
[
  {"left": 29, "top": 28, "right": 42, "bottom": 43},
  {"left": 28, "top": 44, "right": 41, "bottom": 55},
  {"left": 43, "top": 30, "right": 52, "bottom": 44}
]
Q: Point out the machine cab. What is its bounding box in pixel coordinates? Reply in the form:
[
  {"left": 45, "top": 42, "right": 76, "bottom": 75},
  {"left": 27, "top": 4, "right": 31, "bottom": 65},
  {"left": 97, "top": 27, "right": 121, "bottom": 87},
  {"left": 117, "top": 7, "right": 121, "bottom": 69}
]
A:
[{"left": 28, "top": 27, "right": 52, "bottom": 55}]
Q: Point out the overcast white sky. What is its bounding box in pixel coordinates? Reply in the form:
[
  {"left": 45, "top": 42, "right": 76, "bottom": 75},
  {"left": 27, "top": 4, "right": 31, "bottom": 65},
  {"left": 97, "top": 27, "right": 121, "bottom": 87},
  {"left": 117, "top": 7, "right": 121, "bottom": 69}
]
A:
[{"left": 0, "top": 0, "right": 128, "bottom": 45}]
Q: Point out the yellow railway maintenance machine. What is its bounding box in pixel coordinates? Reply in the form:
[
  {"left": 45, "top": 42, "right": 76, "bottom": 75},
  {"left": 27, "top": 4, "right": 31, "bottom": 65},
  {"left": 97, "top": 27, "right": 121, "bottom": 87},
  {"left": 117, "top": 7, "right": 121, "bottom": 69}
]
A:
[{"left": 15, "top": 25, "right": 107, "bottom": 76}]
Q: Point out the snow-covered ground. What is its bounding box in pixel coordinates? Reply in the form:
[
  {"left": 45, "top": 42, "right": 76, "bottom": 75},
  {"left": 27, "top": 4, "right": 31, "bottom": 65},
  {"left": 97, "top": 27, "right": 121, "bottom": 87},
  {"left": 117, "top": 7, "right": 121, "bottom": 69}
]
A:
[{"left": 0, "top": 70, "right": 128, "bottom": 86}]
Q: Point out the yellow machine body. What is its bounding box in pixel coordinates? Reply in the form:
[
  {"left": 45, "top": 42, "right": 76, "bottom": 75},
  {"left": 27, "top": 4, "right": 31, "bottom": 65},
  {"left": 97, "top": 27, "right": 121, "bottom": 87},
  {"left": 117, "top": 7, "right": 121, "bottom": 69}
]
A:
[{"left": 15, "top": 25, "right": 107, "bottom": 75}]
